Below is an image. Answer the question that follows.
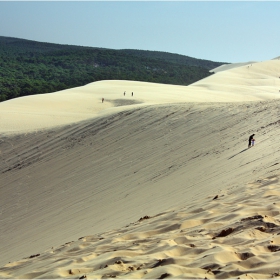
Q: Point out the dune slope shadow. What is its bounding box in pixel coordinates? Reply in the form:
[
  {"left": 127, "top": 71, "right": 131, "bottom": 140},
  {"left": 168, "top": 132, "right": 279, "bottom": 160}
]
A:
[{"left": 108, "top": 99, "right": 143, "bottom": 107}]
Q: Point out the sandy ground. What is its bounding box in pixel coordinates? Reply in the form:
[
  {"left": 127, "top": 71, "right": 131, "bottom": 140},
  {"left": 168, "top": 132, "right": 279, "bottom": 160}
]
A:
[
  {"left": 1, "top": 59, "right": 280, "bottom": 278},
  {"left": 1, "top": 59, "right": 280, "bottom": 135}
]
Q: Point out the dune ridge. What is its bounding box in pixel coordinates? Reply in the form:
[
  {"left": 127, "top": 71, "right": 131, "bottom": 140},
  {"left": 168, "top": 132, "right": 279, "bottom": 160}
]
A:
[
  {"left": 1, "top": 58, "right": 280, "bottom": 278},
  {"left": 1, "top": 59, "right": 280, "bottom": 135}
]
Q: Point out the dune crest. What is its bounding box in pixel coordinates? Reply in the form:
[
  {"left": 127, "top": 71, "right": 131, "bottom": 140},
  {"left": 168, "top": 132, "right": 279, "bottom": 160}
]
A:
[{"left": 1, "top": 59, "right": 280, "bottom": 135}]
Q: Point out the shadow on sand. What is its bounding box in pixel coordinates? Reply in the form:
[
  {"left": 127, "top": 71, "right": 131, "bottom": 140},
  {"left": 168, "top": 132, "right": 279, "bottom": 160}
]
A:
[{"left": 228, "top": 148, "right": 248, "bottom": 160}]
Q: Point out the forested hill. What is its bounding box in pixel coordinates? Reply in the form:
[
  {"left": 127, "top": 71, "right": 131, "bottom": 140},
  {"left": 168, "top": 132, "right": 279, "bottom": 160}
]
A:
[
  {"left": 0, "top": 36, "right": 227, "bottom": 102},
  {"left": 119, "top": 50, "right": 223, "bottom": 70}
]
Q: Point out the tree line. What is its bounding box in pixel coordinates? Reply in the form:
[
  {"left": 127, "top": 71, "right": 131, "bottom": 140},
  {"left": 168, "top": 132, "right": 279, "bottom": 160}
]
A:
[{"left": 0, "top": 36, "right": 226, "bottom": 102}]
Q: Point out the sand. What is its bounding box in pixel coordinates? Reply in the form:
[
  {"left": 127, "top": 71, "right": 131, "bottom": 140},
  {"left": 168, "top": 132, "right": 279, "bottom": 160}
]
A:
[
  {"left": 1, "top": 59, "right": 280, "bottom": 135},
  {"left": 1, "top": 59, "right": 280, "bottom": 278}
]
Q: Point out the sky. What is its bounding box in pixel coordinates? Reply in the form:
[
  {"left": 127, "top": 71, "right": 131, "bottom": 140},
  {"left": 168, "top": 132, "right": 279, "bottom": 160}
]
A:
[{"left": 1, "top": 1, "right": 280, "bottom": 63}]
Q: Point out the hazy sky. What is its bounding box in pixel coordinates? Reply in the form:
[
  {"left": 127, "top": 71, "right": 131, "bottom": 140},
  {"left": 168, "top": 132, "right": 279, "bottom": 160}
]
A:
[{"left": 1, "top": 1, "right": 280, "bottom": 63}]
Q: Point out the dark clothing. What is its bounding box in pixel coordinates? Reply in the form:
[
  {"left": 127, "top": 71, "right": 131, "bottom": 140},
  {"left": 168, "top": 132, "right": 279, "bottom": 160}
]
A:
[
  {"left": 249, "top": 134, "right": 255, "bottom": 142},
  {"left": 248, "top": 134, "right": 255, "bottom": 147}
]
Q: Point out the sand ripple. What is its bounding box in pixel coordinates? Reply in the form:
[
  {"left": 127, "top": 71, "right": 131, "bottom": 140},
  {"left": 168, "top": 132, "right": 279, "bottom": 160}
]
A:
[{"left": 2, "top": 176, "right": 280, "bottom": 278}]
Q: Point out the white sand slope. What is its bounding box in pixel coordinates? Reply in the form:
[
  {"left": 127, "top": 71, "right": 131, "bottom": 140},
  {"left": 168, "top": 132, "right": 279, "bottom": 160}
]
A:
[
  {"left": 192, "top": 59, "right": 280, "bottom": 100},
  {"left": 2, "top": 176, "right": 280, "bottom": 279},
  {"left": 1, "top": 59, "right": 280, "bottom": 278},
  {"left": 209, "top": 61, "right": 257, "bottom": 73},
  {"left": 1, "top": 59, "right": 280, "bottom": 135}
]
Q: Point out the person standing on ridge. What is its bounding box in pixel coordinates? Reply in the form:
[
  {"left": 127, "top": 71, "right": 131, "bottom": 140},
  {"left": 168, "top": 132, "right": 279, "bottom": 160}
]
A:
[{"left": 248, "top": 133, "right": 255, "bottom": 148}]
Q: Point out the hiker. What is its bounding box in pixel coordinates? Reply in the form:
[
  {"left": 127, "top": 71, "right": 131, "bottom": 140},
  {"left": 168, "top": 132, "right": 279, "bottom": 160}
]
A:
[
  {"left": 124, "top": 91, "right": 126, "bottom": 96},
  {"left": 102, "top": 98, "right": 104, "bottom": 103},
  {"left": 132, "top": 92, "right": 133, "bottom": 97},
  {"left": 248, "top": 133, "right": 255, "bottom": 148}
]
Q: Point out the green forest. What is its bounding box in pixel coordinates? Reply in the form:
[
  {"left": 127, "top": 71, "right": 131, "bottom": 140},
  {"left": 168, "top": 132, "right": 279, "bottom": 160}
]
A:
[{"left": 0, "top": 36, "right": 227, "bottom": 102}]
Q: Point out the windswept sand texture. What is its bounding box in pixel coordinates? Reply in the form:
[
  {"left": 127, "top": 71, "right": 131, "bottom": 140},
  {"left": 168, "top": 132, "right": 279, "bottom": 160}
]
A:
[
  {"left": 2, "top": 176, "right": 280, "bottom": 279},
  {"left": 1, "top": 59, "right": 280, "bottom": 278}
]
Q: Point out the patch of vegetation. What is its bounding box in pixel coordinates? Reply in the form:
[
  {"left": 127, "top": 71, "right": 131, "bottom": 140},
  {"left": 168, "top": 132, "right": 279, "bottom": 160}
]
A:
[{"left": 0, "top": 36, "right": 227, "bottom": 102}]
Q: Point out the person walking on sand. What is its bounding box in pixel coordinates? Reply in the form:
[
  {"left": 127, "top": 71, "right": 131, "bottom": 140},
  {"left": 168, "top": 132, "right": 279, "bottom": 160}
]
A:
[
  {"left": 102, "top": 98, "right": 104, "bottom": 103},
  {"left": 248, "top": 133, "right": 255, "bottom": 148},
  {"left": 124, "top": 91, "right": 126, "bottom": 96},
  {"left": 132, "top": 92, "right": 133, "bottom": 97}
]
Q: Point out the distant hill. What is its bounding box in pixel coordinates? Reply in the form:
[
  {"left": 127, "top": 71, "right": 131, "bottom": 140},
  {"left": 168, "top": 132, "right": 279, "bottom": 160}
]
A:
[
  {"left": 0, "top": 36, "right": 227, "bottom": 102},
  {"left": 119, "top": 49, "right": 223, "bottom": 70}
]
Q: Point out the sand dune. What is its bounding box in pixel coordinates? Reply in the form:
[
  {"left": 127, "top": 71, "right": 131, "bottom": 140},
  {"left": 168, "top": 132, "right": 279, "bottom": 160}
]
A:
[
  {"left": 1, "top": 59, "right": 280, "bottom": 135},
  {"left": 4, "top": 176, "right": 280, "bottom": 279},
  {"left": 1, "top": 59, "right": 280, "bottom": 278},
  {"left": 209, "top": 61, "right": 257, "bottom": 73}
]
